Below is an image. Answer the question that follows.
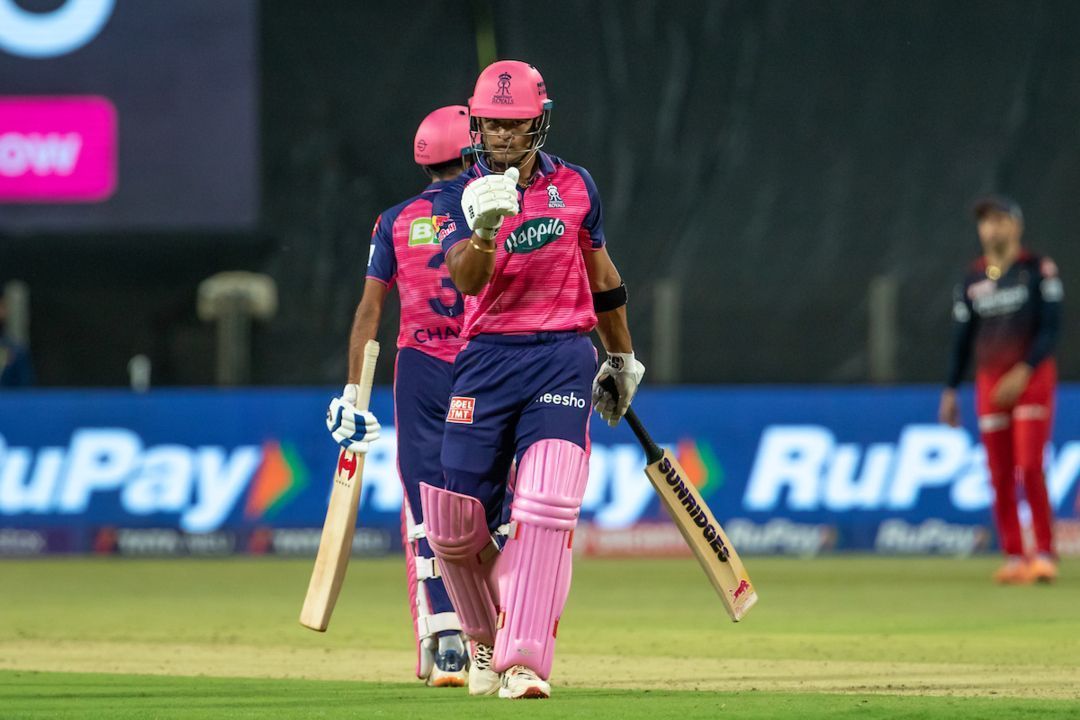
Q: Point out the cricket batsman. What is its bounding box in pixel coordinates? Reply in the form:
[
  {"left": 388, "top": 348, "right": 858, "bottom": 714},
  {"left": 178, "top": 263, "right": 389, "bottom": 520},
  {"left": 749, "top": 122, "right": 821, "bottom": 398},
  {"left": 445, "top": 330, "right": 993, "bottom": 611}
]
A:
[
  {"left": 939, "top": 195, "right": 1063, "bottom": 584},
  {"left": 419, "top": 60, "right": 643, "bottom": 699},
  {"left": 326, "top": 106, "right": 474, "bottom": 686}
]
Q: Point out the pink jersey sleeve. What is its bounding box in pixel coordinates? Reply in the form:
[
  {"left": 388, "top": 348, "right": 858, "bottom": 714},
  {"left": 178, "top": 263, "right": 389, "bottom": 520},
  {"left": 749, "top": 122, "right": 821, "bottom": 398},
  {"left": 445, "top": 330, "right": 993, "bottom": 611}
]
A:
[
  {"left": 366, "top": 211, "right": 397, "bottom": 287},
  {"left": 574, "top": 164, "right": 605, "bottom": 251}
]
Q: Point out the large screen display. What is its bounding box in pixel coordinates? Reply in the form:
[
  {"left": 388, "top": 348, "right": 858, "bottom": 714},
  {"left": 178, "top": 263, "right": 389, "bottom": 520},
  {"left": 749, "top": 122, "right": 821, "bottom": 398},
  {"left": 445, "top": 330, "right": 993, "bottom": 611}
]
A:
[{"left": 0, "top": 0, "right": 258, "bottom": 231}]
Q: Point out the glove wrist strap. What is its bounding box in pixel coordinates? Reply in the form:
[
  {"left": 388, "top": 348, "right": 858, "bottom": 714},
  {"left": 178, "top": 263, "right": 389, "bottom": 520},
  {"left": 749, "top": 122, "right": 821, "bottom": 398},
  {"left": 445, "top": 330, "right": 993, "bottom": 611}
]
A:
[{"left": 606, "top": 352, "right": 635, "bottom": 372}]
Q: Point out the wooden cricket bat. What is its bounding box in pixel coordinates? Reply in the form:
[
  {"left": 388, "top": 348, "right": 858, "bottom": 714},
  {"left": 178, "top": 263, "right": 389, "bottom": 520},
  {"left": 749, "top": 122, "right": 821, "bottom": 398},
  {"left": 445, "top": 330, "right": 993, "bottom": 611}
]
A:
[
  {"left": 603, "top": 379, "right": 758, "bottom": 621},
  {"left": 300, "top": 339, "right": 380, "bottom": 631}
]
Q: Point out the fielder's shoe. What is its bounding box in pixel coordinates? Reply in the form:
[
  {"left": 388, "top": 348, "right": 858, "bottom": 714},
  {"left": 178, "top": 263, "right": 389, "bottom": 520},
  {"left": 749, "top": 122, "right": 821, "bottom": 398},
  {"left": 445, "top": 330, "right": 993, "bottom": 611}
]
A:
[
  {"left": 993, "top": 557, "right": 1033, "bottom": 585},
  {"left": 1030, "top": 555, "right": 1058, "bottom": 584},
  {"left": 498, "top": 664, "right": 550, "bottom": 699},
  {"left": 427, "top": 633, "right": 467, "bottom": 688},
  {"left": 468, "top": 641, "right": 500, "bottom": 696}
]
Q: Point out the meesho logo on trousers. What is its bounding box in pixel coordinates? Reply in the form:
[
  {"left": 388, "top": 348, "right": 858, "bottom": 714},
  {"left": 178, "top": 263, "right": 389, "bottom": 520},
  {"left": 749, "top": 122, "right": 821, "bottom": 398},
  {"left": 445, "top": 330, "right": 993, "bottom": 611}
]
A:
[{"left": 0, "top": 96, "right": 117, "bottom": 202}]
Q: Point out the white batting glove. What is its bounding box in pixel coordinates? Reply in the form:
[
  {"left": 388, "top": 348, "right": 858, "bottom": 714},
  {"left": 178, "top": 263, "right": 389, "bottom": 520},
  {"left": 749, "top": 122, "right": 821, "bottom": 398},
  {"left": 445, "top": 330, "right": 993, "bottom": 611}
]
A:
[
  {"left": 592, "top": 352, "right": 646, "bottom": 427},
  {"left": 326, "top": 384, "right": 381, "bottom": 454},
  {"left": 460, "top": 167, "right": 519, "bottom": 240}
]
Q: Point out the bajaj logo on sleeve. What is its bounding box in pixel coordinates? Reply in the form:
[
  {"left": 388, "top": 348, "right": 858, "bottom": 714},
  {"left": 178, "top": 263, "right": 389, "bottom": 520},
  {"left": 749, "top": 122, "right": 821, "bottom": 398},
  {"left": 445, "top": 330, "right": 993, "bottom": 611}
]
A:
[{"left": 504, "top": 217, "right": 565, "bottom": 254}]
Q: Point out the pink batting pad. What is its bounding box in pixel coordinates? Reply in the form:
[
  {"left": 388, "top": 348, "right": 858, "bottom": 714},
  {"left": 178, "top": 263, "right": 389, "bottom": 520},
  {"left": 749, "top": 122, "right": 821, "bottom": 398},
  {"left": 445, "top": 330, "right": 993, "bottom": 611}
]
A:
[
  {"left": 493, "top": 439, "right": 589, "bottom": 679},
  {"left": 0, "top": 96, "right": 117, "bottom": 203},
  {"left": 419, "top": 483, "right": 499, "bottom": 645}
]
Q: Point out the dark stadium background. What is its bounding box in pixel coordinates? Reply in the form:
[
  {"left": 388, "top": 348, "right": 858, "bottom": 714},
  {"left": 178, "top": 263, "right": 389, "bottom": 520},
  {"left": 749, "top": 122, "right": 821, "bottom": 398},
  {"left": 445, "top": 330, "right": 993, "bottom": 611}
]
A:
[{"left": 3, "top": 0, "right": 1078, "bottom": 388}]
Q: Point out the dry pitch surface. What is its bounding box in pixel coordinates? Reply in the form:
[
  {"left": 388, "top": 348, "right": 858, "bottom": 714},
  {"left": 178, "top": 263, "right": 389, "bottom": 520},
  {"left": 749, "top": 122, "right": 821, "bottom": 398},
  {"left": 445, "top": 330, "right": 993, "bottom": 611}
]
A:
[{"left": 2, "top": 556, "right": 1079, "bottom": 718}]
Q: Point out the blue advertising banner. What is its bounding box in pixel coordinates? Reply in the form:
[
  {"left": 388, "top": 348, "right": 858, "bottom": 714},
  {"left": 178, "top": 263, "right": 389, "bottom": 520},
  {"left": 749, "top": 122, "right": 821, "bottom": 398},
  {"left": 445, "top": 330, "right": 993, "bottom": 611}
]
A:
[{"left": 1, "top": 386, "right": 1079, "bottom": 556}]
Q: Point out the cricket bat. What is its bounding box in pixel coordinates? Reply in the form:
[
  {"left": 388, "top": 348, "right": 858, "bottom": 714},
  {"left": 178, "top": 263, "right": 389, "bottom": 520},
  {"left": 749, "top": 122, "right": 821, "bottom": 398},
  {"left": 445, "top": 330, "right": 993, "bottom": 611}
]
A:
[
  {"left": 602, "top": 378, "right": 758, "bottom": 621},
  {"left": 300, "top": 339, "right": 380, "bottom": 631}
]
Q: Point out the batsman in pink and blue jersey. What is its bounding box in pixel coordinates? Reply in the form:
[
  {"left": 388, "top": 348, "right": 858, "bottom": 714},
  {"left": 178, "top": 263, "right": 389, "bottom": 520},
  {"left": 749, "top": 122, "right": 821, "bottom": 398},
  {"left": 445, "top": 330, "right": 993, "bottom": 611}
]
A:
[
  {"left": 419, "top": 61, "right": 645, "bottom": 700},
  {"left": 327, "top": 106, "right": 473, "bottom": 688}
]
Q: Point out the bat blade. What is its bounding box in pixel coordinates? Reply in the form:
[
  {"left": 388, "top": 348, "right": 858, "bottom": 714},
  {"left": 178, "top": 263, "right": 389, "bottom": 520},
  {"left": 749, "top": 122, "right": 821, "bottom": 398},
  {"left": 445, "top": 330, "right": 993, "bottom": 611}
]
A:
[
  {"left": 299, "top": 340, "right": 380, "bottom": 631},
  {"left": 644, "top": 449, "right": 758, "bottom": 621}
]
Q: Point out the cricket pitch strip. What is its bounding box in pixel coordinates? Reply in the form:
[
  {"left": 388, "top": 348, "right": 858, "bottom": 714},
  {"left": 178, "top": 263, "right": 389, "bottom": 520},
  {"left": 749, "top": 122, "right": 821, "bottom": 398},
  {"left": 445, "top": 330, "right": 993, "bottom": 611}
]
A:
[{"left": 2, "top": 640, "right": 1077, "bottom": 700}]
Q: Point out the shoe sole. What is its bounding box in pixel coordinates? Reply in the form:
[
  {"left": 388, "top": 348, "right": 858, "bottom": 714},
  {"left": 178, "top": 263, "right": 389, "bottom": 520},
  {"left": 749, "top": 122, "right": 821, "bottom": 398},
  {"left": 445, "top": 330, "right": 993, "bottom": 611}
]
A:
[
  {"left": 498, "top": 686, "right": 550, "bottom": 699},
  {"left": 427, "top": 674, "right": 467, "bottom": 688},
  {"left": 519, "top": 686, "right": 550, "bottom": 699}
]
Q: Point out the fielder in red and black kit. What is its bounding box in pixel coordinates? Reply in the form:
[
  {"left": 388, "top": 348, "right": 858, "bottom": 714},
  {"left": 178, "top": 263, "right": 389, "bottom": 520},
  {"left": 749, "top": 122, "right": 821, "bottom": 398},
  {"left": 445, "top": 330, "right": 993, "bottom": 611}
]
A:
[{"left": 940, "top": 195, "right": 1064, "bottom": 584}]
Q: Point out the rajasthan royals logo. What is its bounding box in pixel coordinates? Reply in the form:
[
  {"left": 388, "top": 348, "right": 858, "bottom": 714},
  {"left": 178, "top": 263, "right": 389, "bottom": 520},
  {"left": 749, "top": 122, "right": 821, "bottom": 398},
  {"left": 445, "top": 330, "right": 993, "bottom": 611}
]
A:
[
  {"left": 547, "top": 184, "right": 565, "bottom": 208},
  {"left": 493, "top": 72, "right": 513, "bottom": 105}
]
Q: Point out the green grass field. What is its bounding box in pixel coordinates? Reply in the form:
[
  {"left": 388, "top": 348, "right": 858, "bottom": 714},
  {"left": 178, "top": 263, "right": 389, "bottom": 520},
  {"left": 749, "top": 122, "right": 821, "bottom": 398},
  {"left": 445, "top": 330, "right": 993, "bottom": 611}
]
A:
[{"left": 2, "top": 556, "right": 1079, "bottom": 718}]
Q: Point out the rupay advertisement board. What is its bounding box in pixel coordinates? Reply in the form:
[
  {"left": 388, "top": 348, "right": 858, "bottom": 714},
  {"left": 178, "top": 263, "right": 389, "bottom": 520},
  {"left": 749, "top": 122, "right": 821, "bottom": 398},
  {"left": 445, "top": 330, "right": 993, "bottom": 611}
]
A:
[{"left": 2, "top": 386, "right": 1079, "bottom": 556}]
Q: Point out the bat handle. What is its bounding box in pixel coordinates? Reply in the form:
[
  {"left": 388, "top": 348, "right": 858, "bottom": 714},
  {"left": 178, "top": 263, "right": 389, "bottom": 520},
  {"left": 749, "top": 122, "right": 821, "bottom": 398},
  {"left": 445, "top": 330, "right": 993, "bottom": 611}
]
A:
[
  {"left": 598, "top": 376, "right": 663, "bottom": 464},
  {"left": 355, "top": 340, "right": 380, "bottom": 412}
]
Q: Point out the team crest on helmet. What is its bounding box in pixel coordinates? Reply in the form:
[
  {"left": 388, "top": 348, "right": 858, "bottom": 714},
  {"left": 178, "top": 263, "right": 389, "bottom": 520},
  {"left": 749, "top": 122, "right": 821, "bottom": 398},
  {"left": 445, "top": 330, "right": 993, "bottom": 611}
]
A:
[
  {"left": 493, "top": 72, "right": 513, "bottom": 104},
  {"left": 416, "top": 138, "right": 428, "bottom": 153},
  {"left": 547, "top": 184, "right": 565, "bottom": 208}
]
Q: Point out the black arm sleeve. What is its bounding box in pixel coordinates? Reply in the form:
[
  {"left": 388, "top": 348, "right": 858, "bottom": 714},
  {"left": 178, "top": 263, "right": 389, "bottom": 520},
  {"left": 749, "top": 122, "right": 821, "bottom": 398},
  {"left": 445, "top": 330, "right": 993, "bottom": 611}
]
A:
[
  {"left": 1025, "top": 271, "right": 1064, "bottom": 367},
  {"left": 946, "top": 285, "right": 976, "bottom": 388}
]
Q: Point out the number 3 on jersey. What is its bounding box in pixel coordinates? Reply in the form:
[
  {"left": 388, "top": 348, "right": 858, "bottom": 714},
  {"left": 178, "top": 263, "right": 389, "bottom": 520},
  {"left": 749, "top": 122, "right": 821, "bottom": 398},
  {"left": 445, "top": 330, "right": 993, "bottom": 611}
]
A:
[{"left": 428, "top": 252, "right": 463, "bottom": 318}]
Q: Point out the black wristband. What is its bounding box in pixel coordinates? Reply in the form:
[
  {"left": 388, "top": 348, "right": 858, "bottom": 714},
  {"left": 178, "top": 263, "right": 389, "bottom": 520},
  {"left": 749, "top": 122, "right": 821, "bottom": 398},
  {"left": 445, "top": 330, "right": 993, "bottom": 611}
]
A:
[{"left": 593, "top": 283, "right": 628, "bottom": 313}]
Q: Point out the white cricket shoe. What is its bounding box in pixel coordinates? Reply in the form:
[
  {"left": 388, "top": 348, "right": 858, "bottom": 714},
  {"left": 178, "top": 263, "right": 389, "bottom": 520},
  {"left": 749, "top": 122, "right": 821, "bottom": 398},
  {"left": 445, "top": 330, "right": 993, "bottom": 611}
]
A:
[
  {"left": 498, "top": 664, "right": 550, "bottom": 699},
  {"left": 468, "top": 641, "right": 500, "bottom": 696}
]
